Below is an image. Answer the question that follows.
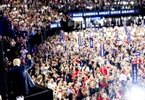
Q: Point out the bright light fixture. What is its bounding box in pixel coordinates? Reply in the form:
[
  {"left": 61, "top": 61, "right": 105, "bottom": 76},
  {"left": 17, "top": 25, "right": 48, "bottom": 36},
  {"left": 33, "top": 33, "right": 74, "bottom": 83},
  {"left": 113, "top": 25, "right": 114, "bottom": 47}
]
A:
[
  {"left": 125, "top": 85, "right": 145, "bottom": 100},
  {"left": 130, "top": 1, "right": 134, "bottom": 5}
]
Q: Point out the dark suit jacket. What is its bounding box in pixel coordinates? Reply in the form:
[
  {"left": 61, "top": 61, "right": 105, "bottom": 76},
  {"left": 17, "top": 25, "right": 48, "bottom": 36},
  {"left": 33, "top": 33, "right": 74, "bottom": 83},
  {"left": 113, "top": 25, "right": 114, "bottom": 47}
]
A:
[{"left": 8, "top": 59, "right": 35, "bottom": 96}]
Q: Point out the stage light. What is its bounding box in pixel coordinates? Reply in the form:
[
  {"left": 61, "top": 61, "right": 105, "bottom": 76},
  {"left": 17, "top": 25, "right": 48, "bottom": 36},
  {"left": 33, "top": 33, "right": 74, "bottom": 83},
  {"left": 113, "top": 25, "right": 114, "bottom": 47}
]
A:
[
  {"left": 125, "top": 85, "right": 145, "bottom": 100},
  {"left": 125, "top": 6, "right": 128, "bottom": 9},
  {"left": 111, "top": 8, "right": 115, "bottom": 10},
  {"left": 131, "top": 86, "right": 145, "bottom": 100},
  {"left": 123, "top": 1, "right": 127, "bottom": 5},
  {"left": 102, "top": 17, "right": 105, "bottom": 20},
  {"left": 139, "top": 16, "right": 142, "bottom": 19},
  {"left": 130, "top": 1, "right": 134, "bottom": 5}
]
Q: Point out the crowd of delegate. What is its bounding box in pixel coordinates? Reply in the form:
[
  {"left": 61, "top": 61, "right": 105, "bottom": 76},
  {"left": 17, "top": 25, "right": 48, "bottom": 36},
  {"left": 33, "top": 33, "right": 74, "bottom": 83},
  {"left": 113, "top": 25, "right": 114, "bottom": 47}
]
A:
[
  {"left": 2, "top": 0, "right": 143, "bottom": 13},
  {"left": 0, "top": 0, "right": 66, "bottom": 60},
  {"left": 1, "top": 0, "right": 145, "bottom": 100},
  {"left": 3, "top": 25, "right": 145, "bottom": 99},
  {"left": 48, "top": 0, "right": 141, "bottom": 12},
  {"left": 27, "top": 25, "right": 145, "bottom": 100}
]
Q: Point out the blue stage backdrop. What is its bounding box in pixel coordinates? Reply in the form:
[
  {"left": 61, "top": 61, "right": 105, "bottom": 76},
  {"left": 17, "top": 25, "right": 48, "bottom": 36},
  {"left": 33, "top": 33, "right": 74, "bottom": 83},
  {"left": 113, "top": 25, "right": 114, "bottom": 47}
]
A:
[{"left": 68, "top": 9, "right": 140, "bottom": 17}]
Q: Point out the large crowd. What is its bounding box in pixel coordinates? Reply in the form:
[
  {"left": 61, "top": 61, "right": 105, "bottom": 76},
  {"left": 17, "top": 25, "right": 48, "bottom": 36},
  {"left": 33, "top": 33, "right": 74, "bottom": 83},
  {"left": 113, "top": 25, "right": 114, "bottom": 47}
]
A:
[
  {"left": 27, "top": 26, "right": 145, "bottom": 100},
  {"left": 0, "top": 0, "right": 66, "bottom": 61},
  {"left": 2, "top": 0, "right": 143, "bottom": 13},
  {"left": 49, "top": 0, "right": 141, "bottom": 12},
  {"left": 4, "top": 25, "right": 145, "bottom": 100},
  {"left": 1, "top": 0, "right": 66, "bottom": 35},
  {"left": 1, "top": 0, "right": 145, "bottom": 100}
]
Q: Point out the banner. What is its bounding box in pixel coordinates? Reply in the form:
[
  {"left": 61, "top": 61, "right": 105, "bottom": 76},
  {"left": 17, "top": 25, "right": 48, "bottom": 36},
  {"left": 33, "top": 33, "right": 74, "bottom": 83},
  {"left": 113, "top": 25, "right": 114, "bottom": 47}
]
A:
[{"left": 68, "top": 9, "right": 140, "bottom": 17}]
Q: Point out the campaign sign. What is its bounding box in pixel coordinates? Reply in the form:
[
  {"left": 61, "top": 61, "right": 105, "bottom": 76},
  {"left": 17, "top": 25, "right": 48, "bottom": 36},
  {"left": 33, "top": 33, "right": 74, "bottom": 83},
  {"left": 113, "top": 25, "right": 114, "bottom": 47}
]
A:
[
  {"left": 68, "top": 9, "right": 140, "bottom": 17},
  {"left": 132, "top": 63, "right": 138, "bottom": 84},
  {"left": 50, "top": 23, "right": 61, "bottom": 28},
  {"left": 133, "top": 52, "right": 141, "bottom": 56},
  {"left": 78, "top": 35, "right": 82, "bottom": 46},
  {"left": 90, "top": 38, "right": 93, "bottom": 48},
  {"left": 100, "top": 42, "right": 105, "bottom": 57}
]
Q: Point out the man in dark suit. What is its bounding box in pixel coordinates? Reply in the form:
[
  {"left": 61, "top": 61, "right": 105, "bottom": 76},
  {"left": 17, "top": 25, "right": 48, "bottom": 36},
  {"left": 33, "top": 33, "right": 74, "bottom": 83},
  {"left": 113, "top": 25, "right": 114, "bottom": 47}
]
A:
[{"left": 7, "top": 54, "right": 35, "bottom": 99}]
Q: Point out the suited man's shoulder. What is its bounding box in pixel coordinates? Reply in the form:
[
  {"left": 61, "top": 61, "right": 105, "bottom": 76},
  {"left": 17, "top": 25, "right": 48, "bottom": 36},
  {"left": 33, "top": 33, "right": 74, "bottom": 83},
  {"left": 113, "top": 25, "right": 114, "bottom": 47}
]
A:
[
  {"left": 8, "top": 66, "right": 19, "bottom": 71},
  {"left": 13, "top": 65, "right": 25, "bottom": 69},
  {"left": 26, "top": 59, "right": 33, "bottom": 64}
]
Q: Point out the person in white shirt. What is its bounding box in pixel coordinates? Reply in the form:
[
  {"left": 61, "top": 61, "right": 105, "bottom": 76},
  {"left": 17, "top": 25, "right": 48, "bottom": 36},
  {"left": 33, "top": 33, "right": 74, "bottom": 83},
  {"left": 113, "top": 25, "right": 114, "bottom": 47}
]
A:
[
  {"left": 47, "top": 78, "right": 57, "bottom": 90},
  {"left": 119, "top": 73, "right": 127, "bottom": 82}
]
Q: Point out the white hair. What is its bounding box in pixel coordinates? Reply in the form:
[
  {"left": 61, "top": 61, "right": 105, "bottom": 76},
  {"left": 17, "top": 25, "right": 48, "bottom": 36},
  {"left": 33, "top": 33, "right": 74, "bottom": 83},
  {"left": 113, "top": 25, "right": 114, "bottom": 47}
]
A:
[{"left": 13, "top": 58, "right": 21, "bottom": 66}]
